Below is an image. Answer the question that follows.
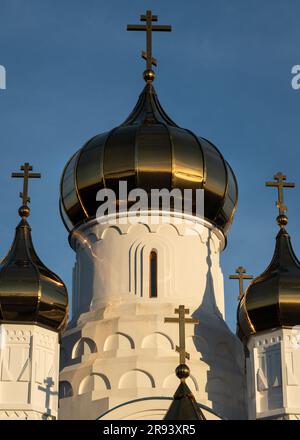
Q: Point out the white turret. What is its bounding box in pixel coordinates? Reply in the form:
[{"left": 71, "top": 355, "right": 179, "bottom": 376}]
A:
[
  {"left": 0, "top": 163, "right": 68, "bottom": 420},
  {"left": 238, "top": 173, "right": 300, "bottom": 420}
]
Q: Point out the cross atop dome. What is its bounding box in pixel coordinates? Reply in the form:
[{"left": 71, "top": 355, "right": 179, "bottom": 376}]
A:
[
  {"left": 11, "top": 162, "right": 41, "bottom": 218},
  {"left": 265, "top": 171, "right": 295, "bottom": 227},
  {"left": 229, "top": 266, "right": 253, "bottom": 300},
  {"left": 127, "top": 10, "right": 171, "bottom": 82}
]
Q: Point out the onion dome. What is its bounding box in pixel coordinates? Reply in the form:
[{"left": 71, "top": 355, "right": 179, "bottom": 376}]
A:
[
  {"left": 60, "top": 84, "right": 237, "bottom": 236},
  {"left": 59, "top": 11, "right": 238, "bottom": 237},
  {"left": 238, "top": 172, "right": 300, "bottom": 340},
  {"left": 0, "top": 163, "right": 68, "bottom": 333}
]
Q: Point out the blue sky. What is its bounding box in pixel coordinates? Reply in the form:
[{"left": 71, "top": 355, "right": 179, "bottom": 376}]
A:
[{"left": 0, "top": 0, "right": 300, "bottom": 331}]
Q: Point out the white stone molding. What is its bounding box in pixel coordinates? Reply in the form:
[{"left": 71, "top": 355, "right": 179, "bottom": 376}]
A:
[
  {"left": 0, "top": 324, "right": 60, "bottom": 420},
  {"left": 246, "top": 328, "right": 300, "bottom": 419}
]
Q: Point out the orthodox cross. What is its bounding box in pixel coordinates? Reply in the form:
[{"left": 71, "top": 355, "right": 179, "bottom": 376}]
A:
[
  {"left": 229, "top": 266, "right": 253, "bottom": 300},
  {"left": 265, "top": 172, "right": 295, "bottom": 216},
  {"left": 11, "top": 162, "right": 41, "bottom": 206},
  {"left": 127, "top": 10, "right": 171, "bottom": 71},
  {"left": 165, "top": 305, "right": 199, "bottom": 365}
]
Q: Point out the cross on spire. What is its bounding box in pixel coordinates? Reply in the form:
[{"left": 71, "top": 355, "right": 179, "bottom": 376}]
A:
[
  {"left": 11, "top": 162, "right": 41, "bottom": 216},
  {"left": 229, "top": 266, "right": 253, "bottom": 300},
  {"left": 266, "top": 172, "right": 295, "bottom": 222},
  {"left": 165, "top": 305, "right": 199, "bottom": 365},
  {"left": 127, "top": 10, "right": 171, "bottom": 82}
]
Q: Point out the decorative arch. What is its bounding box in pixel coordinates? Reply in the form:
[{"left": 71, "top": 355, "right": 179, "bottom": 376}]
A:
[
  {"left": 59, "top": 381, "right": 73, "bottom": 399},
  {"left": 78, "top": 373, "right": 111, "bottom": 395},
  {"left": 141, "top": 332, "right": 174, "bottom": 350},
  {"left": 103, "top": 332, "right": 135, "bottom": 351},
  {"left": 72, "top": 337, "right": 97, "bottom": 359},
  {"left": 129, "top": 236, "right": 175, "bottom": 298},
  {"left": 163, "top": 373, "right": 198, "bottom": 391},
  {"left": 118, "top": 369, "right": 155, "bottom": 389},
  {"left": 100, "top": 225, "right": 123, "bottom": 240},
  {"left": 127, "top": 222, "right": 152, "bottom": 235},
  {"left": 156, "top": 223, "right": 181, "bottom": 237}
]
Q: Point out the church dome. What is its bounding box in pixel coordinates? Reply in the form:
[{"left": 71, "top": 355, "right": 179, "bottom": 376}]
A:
[
  {"left": 238, "top": 173, "right": 300, "bottom": 341},
  {"left": 0, "top": 216, "right": 69, "bottom": 333},
  {"left": 0, "top": 164, "right": 69, "bottom": 334},
  {"left": 0, "top": 217, "right": 69, "bottom": 333},
  {"left": 60, "top": 82, "right": 238, "bottom": 235},
  {"left": 238, "top": 225, "right": 300, "bottom": 340}
]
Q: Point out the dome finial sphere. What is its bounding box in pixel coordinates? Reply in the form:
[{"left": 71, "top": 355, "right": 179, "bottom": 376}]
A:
[
  {"left": 176, "top": 363, "right": 190, "bottom": 380},
  {"left": 18, "top": 205, "right": 30, "bottom": 218},
  {"left": 143, "top": 69, "right": 155, "bottom": 82},
  {"left": 277, "top": 214, "right": 288, "bottom": 227}
]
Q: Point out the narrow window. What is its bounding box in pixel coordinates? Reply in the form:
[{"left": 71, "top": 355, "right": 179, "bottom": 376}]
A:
[{"left": 150, "top": 250, "right": 157, "bottom": 298}]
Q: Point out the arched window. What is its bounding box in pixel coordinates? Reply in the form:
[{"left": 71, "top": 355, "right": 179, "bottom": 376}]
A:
[
  {"left": 149, "top": 250, "right": 157, "bottom": 298},
  {"left": 59, "top": 381, "right": 73, "bottom": 399}
]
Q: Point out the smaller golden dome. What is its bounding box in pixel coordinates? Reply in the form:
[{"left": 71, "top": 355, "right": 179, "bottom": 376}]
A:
[
  {"left": 0, "top": 218, "right": 69, "bottom": 333},
  {"left": 1, "top": 162, "right": 68, "bottom": 333},
  {"left": 238, "top": 227, "right": 300, "bottom": 340}
]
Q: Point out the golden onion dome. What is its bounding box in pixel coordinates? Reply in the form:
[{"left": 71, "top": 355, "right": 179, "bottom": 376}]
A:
[
  {"left": 0, "top": 218, "right": 69, "bottom": 333},
  {"left": 59, "top": 82, "right": 238, "bottom": 235},
  {"left": 238, "top": 173, "right": 300, "bottom": 342},
  {"left": 238, "top": 226, "right": 300, "bottom": 340},
  {"left": 0, "top": 164, "right": 69, "bottom": 334}
]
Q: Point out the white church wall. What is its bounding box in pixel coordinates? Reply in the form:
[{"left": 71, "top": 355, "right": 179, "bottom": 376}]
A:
[
  {"left": 247, "top": 328, "right": 300, "bottom": 419},
  {"left": 70, "top": 212, "right": 226, "bottom": 316},
  {"left": 0, "top": 323, "right": 59, "bottom": 420},
  {"left": 59, "top": 212, "right": 246, "bottom": 420}
]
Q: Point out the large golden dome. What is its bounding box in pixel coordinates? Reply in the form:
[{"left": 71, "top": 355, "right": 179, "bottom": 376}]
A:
[{"left": 60, "top": 82, "right": 238, "bottom": 235}]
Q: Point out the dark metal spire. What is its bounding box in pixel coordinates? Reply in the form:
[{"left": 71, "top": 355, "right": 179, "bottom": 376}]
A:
[
  {"left": 11, "top": 162, "right": 41, "bottom": 218},
  {"left": 127, "top": 10, "right": 171, "bottom": 83},
  {"left": 164, "top": 306, "right": 205, "bottom": 420},
  {"left": 265, "top": 172, "right": 295, "bottom": 228},
  {"left": 229, "top": 266, "right": 253, "bottom": 300}
]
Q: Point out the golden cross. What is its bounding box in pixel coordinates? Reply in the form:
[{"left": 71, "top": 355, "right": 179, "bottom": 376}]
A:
[
  {"left": 127, "top": 10, "right": 171, "bottom": 72},
  {"left": 266, "top": 172, "right": 295, "bottom": 216},
  {"left": 165, "top": 305, "right": 199, "bottom": 365},
  {"left": 229, "top": 266, "right": 253, "bottom": 300},
  {"left": 11, "top": 162, "right": 41, "bottom": 206}
]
